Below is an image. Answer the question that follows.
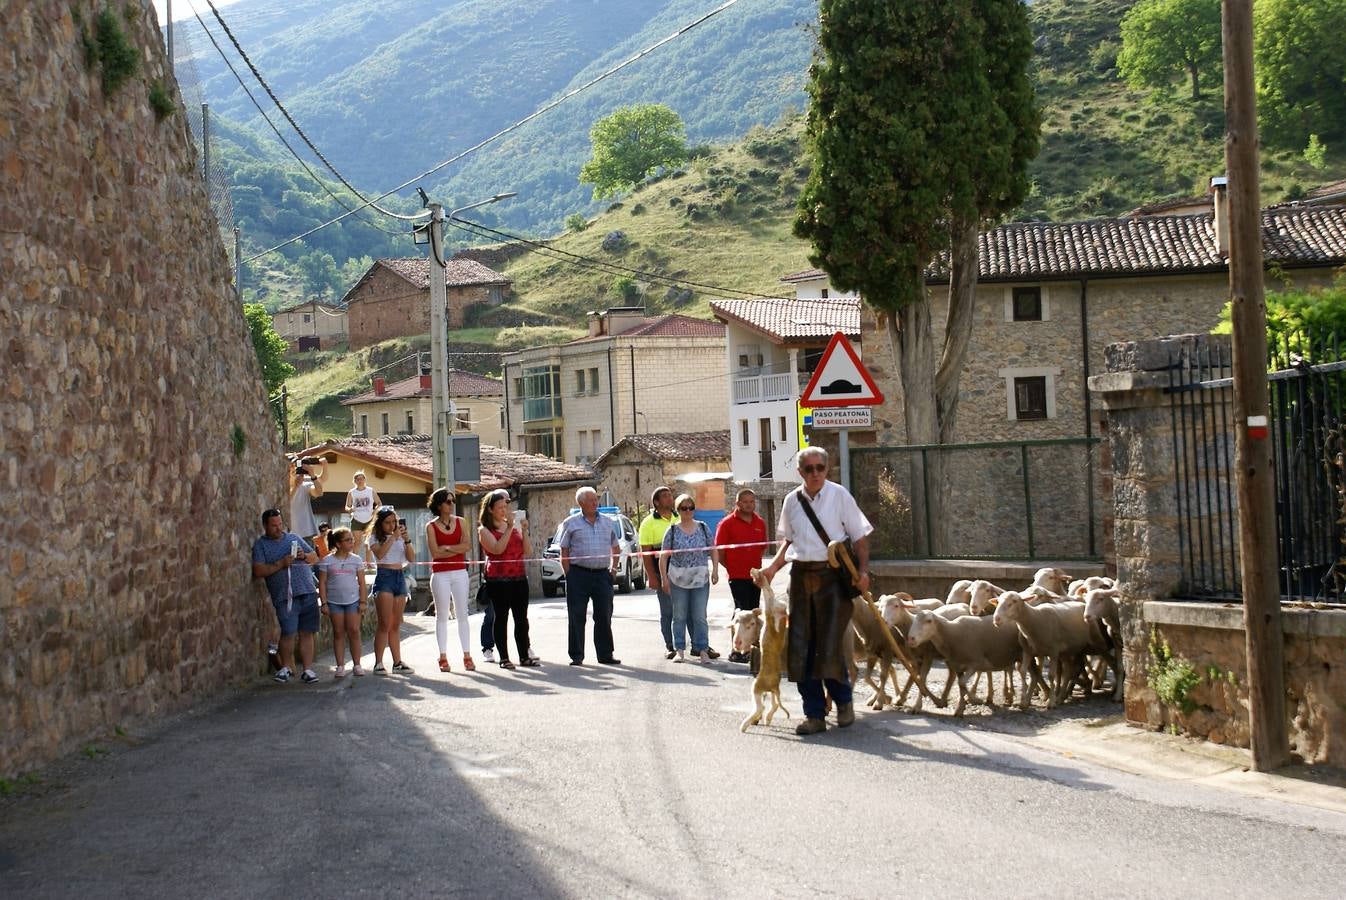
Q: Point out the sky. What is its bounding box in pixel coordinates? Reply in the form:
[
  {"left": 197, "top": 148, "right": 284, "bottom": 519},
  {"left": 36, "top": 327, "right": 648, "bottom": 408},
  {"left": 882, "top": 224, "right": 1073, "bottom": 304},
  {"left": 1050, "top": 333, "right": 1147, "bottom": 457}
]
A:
[{"left": 152, "top": 0, "right": 248, "bottom": 23}]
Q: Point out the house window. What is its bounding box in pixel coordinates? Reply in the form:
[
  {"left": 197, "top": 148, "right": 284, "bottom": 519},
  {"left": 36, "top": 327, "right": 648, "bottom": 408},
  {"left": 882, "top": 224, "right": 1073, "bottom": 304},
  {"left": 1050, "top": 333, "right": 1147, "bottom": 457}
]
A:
[
  {"left": 521, "top": 365, "right": 562, "bottom": 422},
  {"left": 405, "top": 411, "right": 414, "bottom": 434},
  {"left": 512, "top": 377, "right": 524, "bottom": 398},
  {"left": 576, "top": 369, "right": 586, "bottom": 394},
  {"left": 381, "top": 412, "right": 390, "bottom": 435},
  {"left": 1012, "top": 287, "right": 1042, "bottom": 321},
  {"left": 303, "top": 313, "right": 312, "bottom": 323},
  {"left": 499, "top": 407, "right": 505, "bottom": 429},
  {"left": 779, "top": 416, "right": 787, "bottom": 441},
  {"left": 456, "top": 410, "right": 471, "bottom": 430},
  {"left": 1014, "top": 377, "right": 1048, "bottom": 420},
  {"left": 738, "top": 344, "right": 764, "bottom": 370},
  {"left": 360, "top": 414, "right": 368, "bottom": 436},
  {"left": 820, "top": 288, "right": 829, "bottom": 299},
  {"left": 588, "top": 367, "right": 600, "bottom": 393},
  {"left": 999, "top": 366, "right": 1060, "bottom": 421},
  {"left": 739, "top": 419, "right": 750, "bottom": 447}
]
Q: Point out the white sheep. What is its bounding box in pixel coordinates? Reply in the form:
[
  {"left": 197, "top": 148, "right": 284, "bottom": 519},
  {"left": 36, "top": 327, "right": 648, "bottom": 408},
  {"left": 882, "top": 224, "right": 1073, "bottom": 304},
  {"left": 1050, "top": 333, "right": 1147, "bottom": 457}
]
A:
[
  {"left": 906, "top": 612, "right": 1025, "bottom": 716},
  {"left": 1083, "top": 586, "right": 1124, "bottom": 701},
  {"left": 1029, "top": 567, "right": 1071, "bottom": 596},
  {"left": 992, "top": 591, "right": 1102, "bottom": 708}
]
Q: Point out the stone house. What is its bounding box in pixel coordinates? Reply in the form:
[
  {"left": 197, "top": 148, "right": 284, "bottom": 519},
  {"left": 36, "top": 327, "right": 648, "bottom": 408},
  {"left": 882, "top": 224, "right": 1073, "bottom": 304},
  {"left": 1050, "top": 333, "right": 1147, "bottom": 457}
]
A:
[
  {"left": 270, "top": 298, "right": 347, "bottom": 350},
  {"left": 341, "top": 257, "right": 511, "bottom": 349},
  {"left": 829, "top": 203, "right": 1346, "bottom": 563},
  {"left": 592, "top": 430, "right": 731, "bottom": 516},
  {"left": 341, "top": 369, "right": 504, "bottom": 447},
  {"left": 299, "top": 435, "right": 593, "bottom": 597},
  {"left": 709, "top": 283, "right": 862, "bottom": 488},
  {"left": 501, "top": 308, "right": 727, "bottom": 465}
]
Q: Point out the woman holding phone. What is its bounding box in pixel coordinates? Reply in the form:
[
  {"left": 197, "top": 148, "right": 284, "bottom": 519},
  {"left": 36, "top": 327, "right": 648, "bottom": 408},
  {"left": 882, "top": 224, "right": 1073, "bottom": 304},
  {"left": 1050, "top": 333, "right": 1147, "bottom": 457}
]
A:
[
  {"left": 477, "top": 489, "right": 536, "bottom": 669},
  {"left": 367, "top": 507, "right": 414, "bottom": 675},
  {"left": 426, "top": 488, "right": 474, "bottom": 673}
]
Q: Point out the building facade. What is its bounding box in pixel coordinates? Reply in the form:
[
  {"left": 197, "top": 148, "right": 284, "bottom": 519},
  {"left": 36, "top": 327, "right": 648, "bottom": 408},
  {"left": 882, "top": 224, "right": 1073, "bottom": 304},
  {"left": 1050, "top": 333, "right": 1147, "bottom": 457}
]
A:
[
  {"left": 270, "top": 298, "right": 347, "bottom": 350},
  {"left": 501, "top": 309, "right": 728, "bottom": 465},
  {"left": 592, "top": 430, "right": 731, "bottom": 514},
  {"left": 341, "top": 257, "right": 510, "bottom": 349},
  {"left": 342, "top": 369, "right": 504, "bottom": 447}
]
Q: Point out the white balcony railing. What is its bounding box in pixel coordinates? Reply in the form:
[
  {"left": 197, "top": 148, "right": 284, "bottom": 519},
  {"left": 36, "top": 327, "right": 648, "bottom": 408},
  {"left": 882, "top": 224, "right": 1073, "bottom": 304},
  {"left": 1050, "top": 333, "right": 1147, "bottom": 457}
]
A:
[{"left": 732, "top": 372, "right": 793, "bottom": 404}]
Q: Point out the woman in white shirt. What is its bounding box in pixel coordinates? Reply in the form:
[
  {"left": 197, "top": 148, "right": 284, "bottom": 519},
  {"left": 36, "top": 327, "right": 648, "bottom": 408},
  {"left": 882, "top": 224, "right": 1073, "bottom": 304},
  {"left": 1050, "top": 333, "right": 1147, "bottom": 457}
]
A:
[
  {"left": 318, "top": 528, "right": 368, "bottom": 676},
  {"left": 345, "top": 471, "right": 381, "bottom": 536},
  {"left": 367, "top": 507, "right": 415, "bottom": 675}
]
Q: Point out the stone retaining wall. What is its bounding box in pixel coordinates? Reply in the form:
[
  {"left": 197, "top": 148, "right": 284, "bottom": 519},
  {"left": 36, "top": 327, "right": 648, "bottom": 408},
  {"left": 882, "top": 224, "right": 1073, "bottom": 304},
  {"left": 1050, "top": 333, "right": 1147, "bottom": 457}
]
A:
[{"left": 0, "top": 1, "right": 285, "bottom": 776}]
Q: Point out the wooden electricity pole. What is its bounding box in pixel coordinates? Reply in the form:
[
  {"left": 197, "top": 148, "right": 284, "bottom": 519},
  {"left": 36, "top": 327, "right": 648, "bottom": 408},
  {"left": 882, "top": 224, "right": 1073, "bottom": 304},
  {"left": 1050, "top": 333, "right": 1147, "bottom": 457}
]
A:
[{"left": 1222, "top": 0, "right": 1289, "bottom": 771}]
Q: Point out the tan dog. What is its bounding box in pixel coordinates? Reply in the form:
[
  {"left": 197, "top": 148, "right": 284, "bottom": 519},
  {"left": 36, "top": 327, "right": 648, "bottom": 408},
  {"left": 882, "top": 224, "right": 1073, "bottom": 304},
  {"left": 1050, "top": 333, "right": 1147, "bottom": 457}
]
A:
[{"left": 740, "top": 568, "right": 791, "bottom": 732}]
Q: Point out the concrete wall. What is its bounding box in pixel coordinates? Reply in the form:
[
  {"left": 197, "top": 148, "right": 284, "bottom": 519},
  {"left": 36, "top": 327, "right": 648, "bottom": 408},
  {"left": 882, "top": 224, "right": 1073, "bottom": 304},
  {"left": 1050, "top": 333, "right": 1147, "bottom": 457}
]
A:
[
  {"left": 0, "top": 1, "right": 286, "bottom": 777},
  {"left": 346, "top": 267, "right": 496, "bottom": 349},
  {"left": 595, "top": 445, "right": 730, "bottom": 514},
  {"left": 273, "top": 303, "right": 347, "bottom": 347}
]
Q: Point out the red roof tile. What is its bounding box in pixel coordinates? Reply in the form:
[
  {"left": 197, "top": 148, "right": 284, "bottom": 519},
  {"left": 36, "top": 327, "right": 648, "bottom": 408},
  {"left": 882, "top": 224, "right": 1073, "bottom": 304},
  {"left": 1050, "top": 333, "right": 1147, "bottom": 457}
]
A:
[
  {"left": 710, "top": 297, "right": 860, "bottom": 345},
  {"left": 303, "top": 435, "right": 593, "bottom": 493},
  {"left": 341, "top": 370, "right": 503, "bottom": 406},
  {"left": 594, "top": 430, "right": 730, "bottom": 467}
]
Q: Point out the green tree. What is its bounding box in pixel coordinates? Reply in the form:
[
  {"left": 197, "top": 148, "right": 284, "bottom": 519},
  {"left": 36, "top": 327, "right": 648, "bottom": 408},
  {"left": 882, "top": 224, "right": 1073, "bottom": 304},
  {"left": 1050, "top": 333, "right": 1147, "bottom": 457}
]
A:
[
  {"left": 579, "top": 103, "right": 688, "bottom": 199},
  {"left": 295, "top": 249, "right": 341, "bottom": 298},
  {"left": 795, "top": 0, "right": 1038, "bottom": 553},
  {"left": 1216, "top": 273, "right": 1346, "bottom": 365},
  {"left": 243, "top": 303, "right": 296, "bottom": 396},
  {"left": 1255, "top": 0, "right": 1346, "bottom": 147},
  {"left": 1116, "top": 0, "right": 1222, "bottom": 100}
]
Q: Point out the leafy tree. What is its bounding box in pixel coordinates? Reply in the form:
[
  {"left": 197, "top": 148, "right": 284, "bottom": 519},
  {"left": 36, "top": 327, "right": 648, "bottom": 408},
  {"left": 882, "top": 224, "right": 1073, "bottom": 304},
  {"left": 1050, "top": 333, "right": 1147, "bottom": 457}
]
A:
[
  {"left": 1116, "top": 0, "right": 1222, "bottom": 100},
  {"left": 1304, "top": 135, "right": 1328, "bottom": 171},
  {"left": 565, "top": 212, "right": 589, "bottom": 233},
  {"left": 795, "top": 0, "right": 1038, "bottom": 553},
  {"left": 243, "top": 303, "right": 296, "bottom": 396},
  {"left": 295, "top": 249, "right": 341, "bottom": 298},
  {"left": 1216, "top": 273, "right": 1346, "bottom": 365},
  {"left": 1255, "top": 0, "right": 1346, "bottom": 147},
  {"left": 579, "top": 104, "right": 689, "bottom": 200}
]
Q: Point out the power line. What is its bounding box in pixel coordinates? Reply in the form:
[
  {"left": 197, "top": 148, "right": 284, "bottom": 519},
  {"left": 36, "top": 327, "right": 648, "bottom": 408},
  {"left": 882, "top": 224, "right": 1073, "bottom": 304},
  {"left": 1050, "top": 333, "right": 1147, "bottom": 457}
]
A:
[
  {"left": 446, "top": 216, "right": 791, "bottom": 301},
  {"left": 245, "top": 0, "right": 750, "bottom": 263},
  {"left": 198, "top": 0, "right": 416, "bottom": 223},
  {"left": 186, "top": 1, "right": 406, "bottom": 237}
]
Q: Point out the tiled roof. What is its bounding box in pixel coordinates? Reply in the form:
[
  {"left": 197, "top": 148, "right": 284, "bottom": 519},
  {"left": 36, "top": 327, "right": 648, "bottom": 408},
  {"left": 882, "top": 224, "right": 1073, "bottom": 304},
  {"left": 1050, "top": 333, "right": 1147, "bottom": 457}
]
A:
[
  {"left": 1308, "top": 179, "right": 1346, "bottom": 202},
  {"left": 710, "top": 297, "right": 861, "bottom": 344},
  {"left": 303, "top": 435, "right": 592, "bottom": 493},
  {"left": 594, "top": 430, "right": 731, "bottom": 467},
  {"left": 942, "top": 207, "right": 1346, "bottom": 283},
  {"left": 1125, "top": 194, "right": 1211, "bottom": 217},
  {"left": 273, "top": 298, "right": 343, "bottom": 316},
  {"left": 341, "top": 370, "right": 503, "bottom": 406},
  {"left": 376, "top": 257, "right": 511, "bottom": 289},
  {"left": 781, "top": 268, "right": 826, "bottom": 283},
  {"left": 568, "top": 314, "right": 724, "bottom": 343}
]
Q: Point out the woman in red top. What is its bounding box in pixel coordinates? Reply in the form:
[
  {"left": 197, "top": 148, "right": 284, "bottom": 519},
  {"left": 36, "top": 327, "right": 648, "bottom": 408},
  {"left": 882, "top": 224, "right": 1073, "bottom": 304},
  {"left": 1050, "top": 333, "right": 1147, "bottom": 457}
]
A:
[
  {"left": 477, "top": 489, "right": 536, "bottom": 669},
  {"left": 426, "top": 487, "right": 473, "bottom": 673}
]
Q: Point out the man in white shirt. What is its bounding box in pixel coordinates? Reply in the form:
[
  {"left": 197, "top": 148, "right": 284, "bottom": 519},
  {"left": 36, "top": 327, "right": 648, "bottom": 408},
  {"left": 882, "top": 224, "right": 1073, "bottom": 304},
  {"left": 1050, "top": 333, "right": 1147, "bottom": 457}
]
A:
[{"left": 761, "top": 446, "right": 873, "bottom": 735}]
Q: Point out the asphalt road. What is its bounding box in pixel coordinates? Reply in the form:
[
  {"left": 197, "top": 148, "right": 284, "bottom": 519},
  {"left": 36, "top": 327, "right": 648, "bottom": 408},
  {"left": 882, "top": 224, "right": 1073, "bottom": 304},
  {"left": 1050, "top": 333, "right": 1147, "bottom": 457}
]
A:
[{"left": 4, "top": 576, "right": 1346, "bottom": 898}]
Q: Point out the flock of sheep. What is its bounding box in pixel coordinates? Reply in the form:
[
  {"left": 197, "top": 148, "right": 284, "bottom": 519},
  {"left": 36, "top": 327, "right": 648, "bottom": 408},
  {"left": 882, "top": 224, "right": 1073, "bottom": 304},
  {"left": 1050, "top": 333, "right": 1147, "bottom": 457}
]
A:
[{"left": 733, "top": 565, "right": 1123, "bottom": 732}]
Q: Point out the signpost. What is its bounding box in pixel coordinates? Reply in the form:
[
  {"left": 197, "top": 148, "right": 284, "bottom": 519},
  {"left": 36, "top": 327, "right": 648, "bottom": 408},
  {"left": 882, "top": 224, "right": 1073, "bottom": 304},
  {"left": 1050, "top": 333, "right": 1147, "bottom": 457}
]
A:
[{"left": 799, "top": 332, "right": 883, "bottom": 489}]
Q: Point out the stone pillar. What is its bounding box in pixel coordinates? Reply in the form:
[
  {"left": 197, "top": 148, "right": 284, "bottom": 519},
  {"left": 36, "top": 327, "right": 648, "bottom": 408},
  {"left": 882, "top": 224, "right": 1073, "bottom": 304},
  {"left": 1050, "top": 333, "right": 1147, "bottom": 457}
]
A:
[{"left": 1089, "top": 333, "right": 1234, "bottom": 716}]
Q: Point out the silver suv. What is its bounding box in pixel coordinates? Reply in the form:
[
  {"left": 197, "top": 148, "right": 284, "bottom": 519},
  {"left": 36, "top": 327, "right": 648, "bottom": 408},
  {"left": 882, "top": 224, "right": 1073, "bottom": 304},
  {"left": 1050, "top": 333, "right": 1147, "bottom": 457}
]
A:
[{"left": 540, "top": 510, "right": 646, "bottom": 597}]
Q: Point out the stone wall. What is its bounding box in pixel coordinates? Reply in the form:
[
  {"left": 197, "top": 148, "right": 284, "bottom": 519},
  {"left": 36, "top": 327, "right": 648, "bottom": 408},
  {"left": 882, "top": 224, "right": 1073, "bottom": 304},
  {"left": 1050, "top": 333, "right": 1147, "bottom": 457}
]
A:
[
  {"left": 346, "top": 267, "right": 494, "bottom": 348},
  {"left": 0, "top": 1, "right": 285, "bottom": 777},
  {"left": 1091, "top": 333, "right": 1346, "bottom": 766}
]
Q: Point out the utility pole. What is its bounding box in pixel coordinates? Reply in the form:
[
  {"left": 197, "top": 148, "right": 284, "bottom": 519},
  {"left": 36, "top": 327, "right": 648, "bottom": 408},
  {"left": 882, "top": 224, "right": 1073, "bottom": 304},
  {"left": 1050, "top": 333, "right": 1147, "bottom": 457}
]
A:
[
  {"left": 201, "top": 103, "right": 210, "bottom": 183},
  {"left": 166, "top": 0, "right": 173, "bottom": 65},
  {"left": 280, "top": 384, "right": 289, "bottom": 449},
  {"left": 1223, "top": 0, "right": 1288, "bottom": 771},
  {"left": 234, "top": 226, "right": 242, "bottom": 301},
  {"left": 426, "top": 203, "right": 454, "bottom": 489}
]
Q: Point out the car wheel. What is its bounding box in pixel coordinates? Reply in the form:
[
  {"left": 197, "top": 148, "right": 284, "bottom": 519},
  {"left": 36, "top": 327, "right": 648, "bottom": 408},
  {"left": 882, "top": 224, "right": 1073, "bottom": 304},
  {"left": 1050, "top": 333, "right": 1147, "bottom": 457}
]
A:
[
  {"left": 617, "top": 559, "right": 633, "bottom": 594},
  {"left": 542, "top": 582, "right": 558, "bottom": 598}
]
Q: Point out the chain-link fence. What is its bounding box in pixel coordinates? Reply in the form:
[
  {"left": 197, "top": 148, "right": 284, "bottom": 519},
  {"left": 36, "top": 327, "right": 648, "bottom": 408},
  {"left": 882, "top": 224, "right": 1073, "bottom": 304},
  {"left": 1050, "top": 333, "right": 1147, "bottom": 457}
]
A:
[
  {"left": 850, "top": 438, "right": 1104, "bottom": 562},
  {"left": 166, "top": 11, "right": 237, "bottom": 283}
]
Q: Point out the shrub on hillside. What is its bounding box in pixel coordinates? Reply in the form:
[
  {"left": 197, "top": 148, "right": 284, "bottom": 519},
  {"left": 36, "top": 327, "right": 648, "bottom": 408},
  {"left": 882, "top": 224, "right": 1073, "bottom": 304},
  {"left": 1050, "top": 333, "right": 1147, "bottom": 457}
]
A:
[{"left": 565, "top": 213, "right": 588, "bottom": 233}]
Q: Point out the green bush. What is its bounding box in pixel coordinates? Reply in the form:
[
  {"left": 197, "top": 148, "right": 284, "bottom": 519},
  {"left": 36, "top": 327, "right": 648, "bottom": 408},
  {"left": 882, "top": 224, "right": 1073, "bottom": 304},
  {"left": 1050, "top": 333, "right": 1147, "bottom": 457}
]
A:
[
  {"left": 564, "top": 212, "right": 588, "bottom": 233},
  {"left": 1148, "top": 631, "right": 1200, "bottom": 715},
  {"left": 148, "top": 80, "right": 175, "bottom": 120},
  {"left": 94, "top": 7, "right": 140, "bottom": 94}
]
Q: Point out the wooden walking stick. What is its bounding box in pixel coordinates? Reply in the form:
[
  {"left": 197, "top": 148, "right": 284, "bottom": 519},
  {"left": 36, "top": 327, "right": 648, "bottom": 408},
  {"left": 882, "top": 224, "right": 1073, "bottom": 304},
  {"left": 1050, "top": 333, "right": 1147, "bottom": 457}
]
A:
[{"left": 827, "top": 540, "right": 942, "bottom": 707}]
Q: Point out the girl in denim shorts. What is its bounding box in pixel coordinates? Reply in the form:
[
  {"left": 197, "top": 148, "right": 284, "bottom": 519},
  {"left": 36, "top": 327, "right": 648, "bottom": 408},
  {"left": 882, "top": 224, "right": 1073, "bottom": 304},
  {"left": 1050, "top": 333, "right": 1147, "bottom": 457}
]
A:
[
  {"left": 318, "top": 528, "right": 367, "bottom": 676},
  {"left": 367, "top": 508, "right": 415, "bottom": 675}
]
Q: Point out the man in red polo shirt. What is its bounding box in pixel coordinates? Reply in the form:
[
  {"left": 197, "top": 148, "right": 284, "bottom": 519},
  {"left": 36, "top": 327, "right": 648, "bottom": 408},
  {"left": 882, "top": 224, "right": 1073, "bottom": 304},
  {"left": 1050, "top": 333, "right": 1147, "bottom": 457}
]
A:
[{"left": 714, "top": 488, "right": 769, "bottom": 662}]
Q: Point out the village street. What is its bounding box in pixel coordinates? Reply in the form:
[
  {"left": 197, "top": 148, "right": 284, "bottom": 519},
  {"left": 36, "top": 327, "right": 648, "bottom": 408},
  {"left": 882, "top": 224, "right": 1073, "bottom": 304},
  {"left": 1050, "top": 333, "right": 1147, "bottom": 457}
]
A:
[{"left": 4, "top": 577, "right": 1346, "bottom": 899}]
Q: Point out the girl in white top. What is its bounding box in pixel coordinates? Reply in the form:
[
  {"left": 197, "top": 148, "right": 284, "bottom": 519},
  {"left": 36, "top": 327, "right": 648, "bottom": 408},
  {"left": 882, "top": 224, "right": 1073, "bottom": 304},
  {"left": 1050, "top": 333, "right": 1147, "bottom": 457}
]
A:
[
  {"left": 318, "top": 528, "right": 368, "bottom": 676},
  {"left": 345, "top": 472, "right": 380, "bottom": 535},
  {"left": 367, "top": 507, "right": 415, "bottom": 675}
]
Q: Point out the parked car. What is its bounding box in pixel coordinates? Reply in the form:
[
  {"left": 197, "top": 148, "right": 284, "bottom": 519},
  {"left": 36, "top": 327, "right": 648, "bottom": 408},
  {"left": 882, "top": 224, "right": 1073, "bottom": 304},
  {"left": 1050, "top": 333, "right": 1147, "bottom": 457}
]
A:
[{"left": 540, "top": 509, "right": 646, "bottom": 597}]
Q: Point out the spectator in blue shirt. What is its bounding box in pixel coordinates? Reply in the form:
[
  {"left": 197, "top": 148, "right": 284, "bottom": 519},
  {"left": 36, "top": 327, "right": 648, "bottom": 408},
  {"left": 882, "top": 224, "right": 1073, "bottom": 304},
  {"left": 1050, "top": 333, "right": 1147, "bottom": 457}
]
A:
[
  {"left": 252, "top": 508, "right": 321, "bottom": 684},
  {"left": 558, "top": 486, "right": 621, "bottom": 666}
]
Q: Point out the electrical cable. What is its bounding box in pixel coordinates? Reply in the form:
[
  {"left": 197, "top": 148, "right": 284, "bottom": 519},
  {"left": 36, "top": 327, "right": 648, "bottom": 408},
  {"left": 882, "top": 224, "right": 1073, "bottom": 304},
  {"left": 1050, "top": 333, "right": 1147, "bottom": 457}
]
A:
[
  {"left": 199, "top": 0, "right": 416, "bottom": 223},
  {"left": 444, "top": 216, "right": 792, "bottom": 301},
  {"left": 244, "top": 0, "right": 750, "bottom": 262},
  {"left": 186, "top": 0, "right": 406, "bottom": 237}
]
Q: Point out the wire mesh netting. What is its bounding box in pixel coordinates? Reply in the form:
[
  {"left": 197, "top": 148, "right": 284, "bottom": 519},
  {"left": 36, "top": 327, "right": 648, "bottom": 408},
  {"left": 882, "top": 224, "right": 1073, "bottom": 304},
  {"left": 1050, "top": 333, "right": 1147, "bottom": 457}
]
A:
[{"left": 169, "top": 13, "right": 236, "bottom": 282}]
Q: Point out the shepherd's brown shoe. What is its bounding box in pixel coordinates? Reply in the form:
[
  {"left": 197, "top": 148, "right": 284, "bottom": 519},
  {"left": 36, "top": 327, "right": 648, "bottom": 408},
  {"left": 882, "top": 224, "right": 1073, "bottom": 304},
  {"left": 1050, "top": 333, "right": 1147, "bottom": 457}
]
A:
[
  {"left": 795, "top": 718, "right": 827, "bottom": 736},
  {"left": 836, "top": 703, "right": 855, "bottom": 728}
]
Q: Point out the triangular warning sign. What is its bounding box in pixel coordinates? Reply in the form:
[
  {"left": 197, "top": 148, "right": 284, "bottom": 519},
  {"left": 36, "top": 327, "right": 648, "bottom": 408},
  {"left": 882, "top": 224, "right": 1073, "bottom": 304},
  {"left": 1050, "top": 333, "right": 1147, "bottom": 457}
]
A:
[{"left": 799, "top": 331, "right": 884, "bottom": 407}]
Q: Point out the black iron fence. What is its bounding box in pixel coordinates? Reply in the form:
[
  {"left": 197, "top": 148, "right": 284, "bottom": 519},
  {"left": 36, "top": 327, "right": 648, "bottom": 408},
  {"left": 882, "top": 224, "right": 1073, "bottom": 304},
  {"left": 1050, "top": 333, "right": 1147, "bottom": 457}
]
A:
[
  {"left": 850, "top": 437, "right": 1102, "bottom": 561},
  {"left": 1167, "top": 331, "right": 1346, "bottom": 602}
]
